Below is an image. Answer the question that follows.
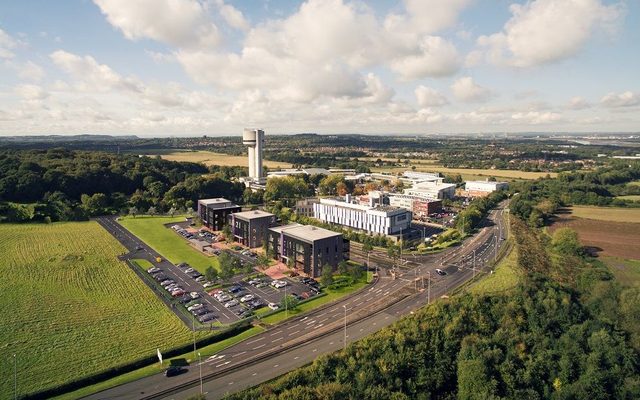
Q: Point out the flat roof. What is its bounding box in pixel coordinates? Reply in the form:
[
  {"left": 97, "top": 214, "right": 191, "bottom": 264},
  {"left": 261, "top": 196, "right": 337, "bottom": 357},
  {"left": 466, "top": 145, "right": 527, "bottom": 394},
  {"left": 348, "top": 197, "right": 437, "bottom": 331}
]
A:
[
  {"left": 284, "top": 225, "right": 342, "bottom": 242},
  {"left": 233, "top": 210, "right": 274, "bottom": 220},
  {"left": 269, "top": 223, "right": 303, "bottom": 234}
]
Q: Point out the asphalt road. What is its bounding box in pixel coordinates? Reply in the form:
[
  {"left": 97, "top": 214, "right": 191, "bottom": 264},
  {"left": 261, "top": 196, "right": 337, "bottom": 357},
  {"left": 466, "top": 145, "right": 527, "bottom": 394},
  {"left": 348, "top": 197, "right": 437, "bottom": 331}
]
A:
[{"left": 86, "top": 202, "right": 509, "bottom": 400}]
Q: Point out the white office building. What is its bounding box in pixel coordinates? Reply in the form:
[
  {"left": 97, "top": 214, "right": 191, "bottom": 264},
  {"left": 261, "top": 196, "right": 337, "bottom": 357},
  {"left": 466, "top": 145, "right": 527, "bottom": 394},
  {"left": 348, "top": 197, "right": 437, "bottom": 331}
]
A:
[
  {"left": 403, "top": 181, "right": 457, "bottom": 200},
  {"left": 464, "top": 180, "right": 508, "bottom": 196},
  {"left": 313, "top": 197, "right": 411, "bottom": 236}
]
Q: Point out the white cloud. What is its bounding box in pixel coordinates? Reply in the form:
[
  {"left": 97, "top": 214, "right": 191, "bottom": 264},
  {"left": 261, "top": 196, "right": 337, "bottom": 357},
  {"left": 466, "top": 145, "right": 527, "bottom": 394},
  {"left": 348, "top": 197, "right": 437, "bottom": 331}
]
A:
[
  {"left": 568, "top": 96, "right": 591, "bottom": 110},
  {"left": 450, "top": 77, "right": 492, "bottom": 103},
  {"left": 477, "top": 0, "right": 624, "bottom": 67},
  {"left": 415, "top": 85, "right": 448, "bottom": 107},
  {"left": 93, "top": 0, "right": 219, "bottom": 48},
  {"left": 0, "top": 28, "right": 18, "bottom": 58},
  {"left": 511, "top": 111, "right": 562, "bottom": 124},
  {"left": 215, "top": 0, "right": 250, "bottom": 31},
  {"left": 600, "top": 91, "right": 639, "bottom": 108},
  {"left": 390, "top": 36, "right": 460, "bottom": 80},
  {"left": 17, "top": 61, "right": 45, "bottom": 82},
  {"left": 50, "top": 50, "right": 141, "bottom": 93},
  {"left": 400, "top": 0, "right": 472, "bottom": 35},
  {"left": 15, "top": 84, "right": 49, "bottom": 100}
]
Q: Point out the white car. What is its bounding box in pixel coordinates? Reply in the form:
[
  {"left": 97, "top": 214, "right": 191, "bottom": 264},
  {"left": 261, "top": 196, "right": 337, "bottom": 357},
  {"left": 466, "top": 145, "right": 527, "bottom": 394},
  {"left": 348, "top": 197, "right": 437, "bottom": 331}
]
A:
[
  {"left": 147, "top": 267, "right": 161, "bottom": 274},
  {"left": 203, "top": 281, "right": 215, "bottom": 288},
  {"left": 189, "top": 292, "right": 200, "bottom": 299},
  {"left": 273, "top": 281, "right": 287, "bottom": 289},
  {"left": 184, "top": 268, "right": 195, "bottom": 273},
  {"left": 160, "top": 280, "right": 175, "bottom": 287},
  {"left": 187, "top": 303, "right": 203, "bottom": 311},
  {"left": 224, "top": 300, "right": 239, "bottom": 308},
  {"left": 268, "top": 302, "right": 280, "bottom": 310},
  {"left": 240, "top": 294, "right": 255, "bottom": 303},
  {"left": 217, "top": 294, "right": 232, "bottom": 302}
]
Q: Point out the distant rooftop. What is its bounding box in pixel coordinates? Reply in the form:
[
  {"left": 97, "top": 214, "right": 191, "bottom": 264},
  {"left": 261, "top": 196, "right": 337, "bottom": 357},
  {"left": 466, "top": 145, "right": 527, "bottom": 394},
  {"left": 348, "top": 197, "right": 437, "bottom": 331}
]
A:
[
  {"left": 276, "top": 224, "right": 342, "bottom": 242},
  {"left": 198, "top": 198, "right": 238, "bottom": 209},
  {"left": 233, "top": 209, "right": 274, "bottom": 220}
]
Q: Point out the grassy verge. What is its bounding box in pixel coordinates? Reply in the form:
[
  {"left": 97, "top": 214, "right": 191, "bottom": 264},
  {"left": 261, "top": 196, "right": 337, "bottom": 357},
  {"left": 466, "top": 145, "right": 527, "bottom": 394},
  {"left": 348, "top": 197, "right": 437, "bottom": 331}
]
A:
[
  {"left": 569, "top": 206, "right": 640, "bottom": 223},
  {"left": 52, "top": 326, "right": 265, "bottom": 400},
  {"left": 260, "top": 273, "right": 371, "bottom": 325},
  {"left": 600, "top": 256, "right": 640, "bottom": 288},
  {"left": 118, "top": 215, "right": 218, "bottom": 272},
  {"left": 469, "top": 244, "right": 521, "bottom": 295}
]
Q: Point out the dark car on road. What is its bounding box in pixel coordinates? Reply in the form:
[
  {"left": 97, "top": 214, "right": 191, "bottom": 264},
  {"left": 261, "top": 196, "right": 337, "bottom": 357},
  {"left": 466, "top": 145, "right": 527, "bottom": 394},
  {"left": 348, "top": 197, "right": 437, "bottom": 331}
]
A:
[{"left": 164, "top": 366, "right": 186, "bottom": 377}]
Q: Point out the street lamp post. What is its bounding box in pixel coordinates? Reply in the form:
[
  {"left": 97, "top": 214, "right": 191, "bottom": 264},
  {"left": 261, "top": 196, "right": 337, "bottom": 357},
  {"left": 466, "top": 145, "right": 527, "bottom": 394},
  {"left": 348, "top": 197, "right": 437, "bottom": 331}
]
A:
[
  {"left": 427, "top": 271, "right": 431, "bottom": 304},
  {"left": 13, "top": 353, "right": 17, "bottom": 400},
  {"left": 198, "top": 352, "right": 203, "bottom": 394},
  {"left": 343, "top": 305, "right": 347, "bottom": 350},
  {"left": 285, "top": 284, "right": 288, "bottom": 318}
]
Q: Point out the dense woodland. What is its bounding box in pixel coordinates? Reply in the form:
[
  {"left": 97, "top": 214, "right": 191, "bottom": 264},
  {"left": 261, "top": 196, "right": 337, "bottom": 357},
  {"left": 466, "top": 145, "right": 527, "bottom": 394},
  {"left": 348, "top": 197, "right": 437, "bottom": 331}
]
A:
[
  {"left": 0, "top": 149, "right": 244, "bottom": 222},
  {"left": 229, "top": 216, "right": 640, "bottom": 400}
]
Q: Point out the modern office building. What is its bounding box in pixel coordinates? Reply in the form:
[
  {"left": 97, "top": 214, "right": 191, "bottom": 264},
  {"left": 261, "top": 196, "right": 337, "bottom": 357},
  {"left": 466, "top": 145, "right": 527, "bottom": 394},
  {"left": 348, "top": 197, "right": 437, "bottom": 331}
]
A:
[
  {"left": 388, "top": 194, "right": 442, "bottom": 219},
  {"left": 229, "top": 209, "right": 276, "bottom": 248},
  {"left": 197, "top": 198, "right": 241, "bottom": 231},
  {"left": 266, "top": 168, "right": 330, "bottom": 179},
  {"left": 313, "top": 196, "right": 411, "bottom": 236},
  {"left": 242, "top": 128, "right": 266, "bottom": 183},
  {"left": 266, "top": 223, "right": 348, "bottom": 277},
  {"left": 294, "top": 198, "right": 320, "bottom": 217},
  {"left": 403, "top": 181, "right": 457, "bottom": 200},
  {"left": 464, "top": 180, "right": 509, "bottom": 197}
]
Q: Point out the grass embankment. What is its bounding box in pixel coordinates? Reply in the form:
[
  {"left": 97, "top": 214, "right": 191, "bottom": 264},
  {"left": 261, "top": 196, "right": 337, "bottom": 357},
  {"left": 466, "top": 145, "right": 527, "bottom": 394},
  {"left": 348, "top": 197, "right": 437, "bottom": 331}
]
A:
[
  {"left": 53, "top": 326, "right": 265, "bottom": 400},
  {"left": 0, "top": 222, "right": 209, "bottom": 399},
  {"left": 569, "top": 206, "right": 640, "bottom": 223},
  {"left": 469, "top": 245, "right": 522, "bottom": 295},
  {"left": 260, "top": 273, "right": 371, "bottom": 325},
  {"left": 160, "top": 150, "right": 293, "bottom": 169},
  {"left": 118, "top": 215, "right": 218, "bottom": 272},
  {"left": 616, "top": 195, "right": 640, "bottom": 201}
]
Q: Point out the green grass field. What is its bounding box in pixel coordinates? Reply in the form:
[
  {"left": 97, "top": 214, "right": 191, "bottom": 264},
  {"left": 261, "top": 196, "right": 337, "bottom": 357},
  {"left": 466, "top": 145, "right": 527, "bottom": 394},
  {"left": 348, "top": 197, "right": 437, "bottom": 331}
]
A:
[
  {"left": 601, "top": 256, "right": 640, "bottom": 288},
  {"left": 371, "top": 165, "right": 553, "bottom": 181},
  {"left": 118, "top": 216, "right": 218, "bottom": 272},
  {"left": 569, "top": 206, "right": 640, "bottom": 224},
  {"left": 160, "top": 150, "right": 293, "bottom": 169},
  {"left": 0, "top": 222, "right": 209, "bottom": 399},
  {"left": 470, "top": 245, "right": 521, "bottom": 295},
  {"left": 617, "top": 195, "right": 640, "bottom": 201}
]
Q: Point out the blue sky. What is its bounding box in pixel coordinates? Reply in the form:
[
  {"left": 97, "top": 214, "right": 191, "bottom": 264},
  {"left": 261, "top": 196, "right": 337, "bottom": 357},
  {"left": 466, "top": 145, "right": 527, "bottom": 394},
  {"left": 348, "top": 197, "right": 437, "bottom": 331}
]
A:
[{"left": 0, "top": 0, "right": 638, "bottom": 136}]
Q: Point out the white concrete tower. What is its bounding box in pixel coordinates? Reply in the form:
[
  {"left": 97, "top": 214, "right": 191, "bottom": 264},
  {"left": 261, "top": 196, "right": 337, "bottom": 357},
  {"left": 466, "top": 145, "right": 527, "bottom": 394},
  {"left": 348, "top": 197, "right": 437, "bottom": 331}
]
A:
[{"left": 242, "top": 128, "right": 265, "bottom": 181}]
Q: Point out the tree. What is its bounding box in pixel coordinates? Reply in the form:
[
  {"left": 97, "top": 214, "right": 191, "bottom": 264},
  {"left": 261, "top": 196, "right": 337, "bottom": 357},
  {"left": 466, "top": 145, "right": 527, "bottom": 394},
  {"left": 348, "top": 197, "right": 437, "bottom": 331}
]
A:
[
  {"left": 222, "top": 224, "right": 233, "bottom": 242},
  {"left": 552, "top": 228, "right": 582, "bottom": 257},
  {"left": 362, "top": 243, "right": 373, "bottom": 267},
  {"left": 318, "top": 175, "right": 347, "bottom": 196},
  {"left": 218, "top": 252, "right": 236, "bottom": 282},
  {"left": 256, "top": 253, "right": 271, "bottom": 270},
  {"left": 148, "top": 206, "right": 157, "bottom": 217},
  {"left": 81, "top": 193, "right": 107, "bottom": 216},
  {"left": 168, "top": 206, "right": 177, "bottom": 217},
  {"left": 348, "top": 264, "right": 363, "bottom": 282},
  {"left": 387, "top": 245, "right": 400, "bottom": 266},
  {"left": 128, "top": 206, "right": 138, "bottom": 218},
  {"left": 205, "top": 266, "right": 218, "bottom": 282},
  {"left": 321, "top": 265, "right": 334, "bottom": 287},
  {"left": 281, "top": 294, "right": 299, "bottom": 311},
  {"left": 6, "top": 203, "right": 35, "bottom": 222},
  {"left": 337, "top": 260, "right": 349, "bottom": 275}
]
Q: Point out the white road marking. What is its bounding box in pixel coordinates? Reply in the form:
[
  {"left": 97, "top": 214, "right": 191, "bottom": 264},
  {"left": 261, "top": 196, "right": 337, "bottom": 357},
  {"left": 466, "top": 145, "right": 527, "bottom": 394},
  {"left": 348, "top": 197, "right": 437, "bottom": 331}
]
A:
[
  {"left": 253, "top": 344, "right": 265, "bottom": 350},
  {"left": 288, "top": 330, "right": 300, "bottom": 336},
  {"left": 273, "top": 337, "right": 283, "bottom": 342},
  {"left": 232, "top": 351, "right": 246, "bottom": 358}
]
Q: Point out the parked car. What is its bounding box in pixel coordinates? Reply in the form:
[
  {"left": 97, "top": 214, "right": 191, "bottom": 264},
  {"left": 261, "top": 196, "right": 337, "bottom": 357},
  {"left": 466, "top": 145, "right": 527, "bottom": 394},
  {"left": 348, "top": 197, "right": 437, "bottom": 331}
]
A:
[
  {"left": 189, "top": 292, "right": 200, "bottom": 299},
  {"left": 228, "top": 285, "right": 242, "bottom": 293},
  {"left": 160, "top": 280, "right": 175, "bottom": 287},
  {"left": 198, "top": 313, "right": 216, "bottom": 323},
  {"left": 255, "top": 282, "right": 268, "bottom": 288},
  {"left": 435, "top": 268, "right": 447, "bottom": 276},
  {"left": 268, "top": 302, "right": 280, "bottom": 310},
  {"left": 191, "top": 307, "right": 208, "bottom": 316},
  {"left": 240, "top": 294, "right": 255, "bottom": 303},
  {"left": 203, "top": 281, "right": 215, "bottom": 288},
  {"left": 224, "top": 299, "right": 239, "bottom": 308},
  {"left": 217, "top": 294, "right": 232, "bottom": 302},
  {"left": 171, "top": 289, "right": 186, "bottom": 297},
  {"left": 187, "top": 303, "right": 203, "bottom": 311},
  {"left": 184, "top": 268, "right": 195, "bottom": 273},
  {"left": 195, "top": 276, "right": 206, "bottom": 283},
  {"left": 147, "top": 267, "right": 161, "bottom": 274}
]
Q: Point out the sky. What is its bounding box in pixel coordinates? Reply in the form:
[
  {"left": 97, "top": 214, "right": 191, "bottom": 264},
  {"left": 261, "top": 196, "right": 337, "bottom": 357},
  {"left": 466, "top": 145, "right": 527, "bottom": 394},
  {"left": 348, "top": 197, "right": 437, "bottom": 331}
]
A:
[{"left": 0, "top": 0, "right": 638, "bottom": 136}]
